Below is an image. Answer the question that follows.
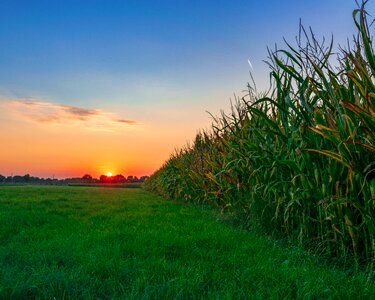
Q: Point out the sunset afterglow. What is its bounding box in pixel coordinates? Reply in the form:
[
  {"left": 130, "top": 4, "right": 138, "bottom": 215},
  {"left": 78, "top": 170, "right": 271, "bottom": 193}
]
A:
[{"left": 0, "top": 0, "right": 370, "bottom": 179}]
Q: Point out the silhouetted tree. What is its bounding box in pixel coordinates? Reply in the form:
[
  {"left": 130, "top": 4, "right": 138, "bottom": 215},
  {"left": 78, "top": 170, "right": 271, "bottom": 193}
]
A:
[
  {"left": 23, "top": 174, "right": 30, "bottom": 183},
  {"left": 140, "top": 176, "right": 149, "bottom": 182},
  {"left": 99, "top": 174, "right": 110, "bottom": 183},
  {"left": 13, "top": 175, "right": 23, "bottom": 183},
  {"left": 113, "top": 174, "right": 125, "bottom": 183},
  {"left": 0, "top": 173, "right": 148, "bottom": 185},
  {"left": 82, "top": 174, "right": 93, "bottom": 183}
]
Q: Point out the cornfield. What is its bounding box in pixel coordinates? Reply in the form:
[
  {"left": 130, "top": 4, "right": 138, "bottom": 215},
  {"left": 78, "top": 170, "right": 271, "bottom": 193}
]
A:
[{"left": 145, "top": 2, "right": 375, "bottom": 267}]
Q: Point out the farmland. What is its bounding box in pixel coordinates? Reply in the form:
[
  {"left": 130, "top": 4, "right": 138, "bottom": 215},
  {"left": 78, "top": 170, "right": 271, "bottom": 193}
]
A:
[
  {"left": 0, "top": 185, "right": 374, "bottom": 299},
  {"left": 144, "top": 3, "right": 375, "bottom": 266}
]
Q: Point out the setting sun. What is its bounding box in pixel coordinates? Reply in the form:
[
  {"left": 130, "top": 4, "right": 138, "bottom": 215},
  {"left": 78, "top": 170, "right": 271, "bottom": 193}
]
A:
[{"left": 106, "top": 172, "right": 113, "bottom": 177}]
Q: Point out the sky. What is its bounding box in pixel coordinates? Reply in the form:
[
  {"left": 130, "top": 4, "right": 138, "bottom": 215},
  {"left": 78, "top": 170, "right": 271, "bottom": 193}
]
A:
[{"left": 0, "top": 0, "right": 373, "bottom": 178}]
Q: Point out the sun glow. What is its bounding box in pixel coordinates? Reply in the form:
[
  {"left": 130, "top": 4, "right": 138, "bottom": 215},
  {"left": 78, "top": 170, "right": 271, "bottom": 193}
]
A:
[{"left": 106, "top": 172, "right": 113, "bottom": 177}]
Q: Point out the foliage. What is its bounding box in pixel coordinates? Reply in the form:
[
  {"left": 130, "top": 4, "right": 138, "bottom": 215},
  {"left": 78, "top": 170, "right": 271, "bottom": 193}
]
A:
[{"left": 145, "top": 2, "right": 375, "bottom": 267}]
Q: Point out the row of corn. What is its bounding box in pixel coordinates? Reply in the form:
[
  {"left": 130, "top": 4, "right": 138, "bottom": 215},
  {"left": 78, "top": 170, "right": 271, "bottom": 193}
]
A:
[{"left": 145, "top": 3, "right": 375, "bottom": 266}]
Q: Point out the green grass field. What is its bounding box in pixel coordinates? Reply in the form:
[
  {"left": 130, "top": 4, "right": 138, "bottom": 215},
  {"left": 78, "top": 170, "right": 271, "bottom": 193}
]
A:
[{"left": 0, "top": 186, "right": 374, "bottom": 299}]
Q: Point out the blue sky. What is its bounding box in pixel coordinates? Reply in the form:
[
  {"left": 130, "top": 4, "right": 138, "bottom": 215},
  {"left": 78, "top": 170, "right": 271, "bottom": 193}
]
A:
[
  {"left": 0, "top": 0, "right": 373, "bottom": 177},
  {"left": 0, "top": 1, "right": 368, "bottom": 107}
]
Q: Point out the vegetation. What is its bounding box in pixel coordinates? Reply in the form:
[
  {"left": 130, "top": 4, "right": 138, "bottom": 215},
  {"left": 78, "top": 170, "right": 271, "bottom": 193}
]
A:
[
  {"left": 0, "top": 174, "right": 149, "bottom": 185},
  {"left": 0, "top": 185, "right": 374, "bottom": 299},
  {"left": 144, "top": 2, "right": 375, "bottom": 269}
]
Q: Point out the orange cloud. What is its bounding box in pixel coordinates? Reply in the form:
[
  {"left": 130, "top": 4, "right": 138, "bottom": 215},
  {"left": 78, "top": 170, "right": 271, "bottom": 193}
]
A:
[{"left": 1, "top": 98, "right": 138, "bottom": 131}]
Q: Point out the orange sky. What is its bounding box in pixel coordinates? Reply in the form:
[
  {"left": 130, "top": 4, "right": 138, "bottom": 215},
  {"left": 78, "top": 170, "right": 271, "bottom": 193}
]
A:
[
  {"left": 0, "top": 98, "right": 215, "bottom": 178},
  {"left": 0, "top": 1, "right": 360, "bottom": 179}
]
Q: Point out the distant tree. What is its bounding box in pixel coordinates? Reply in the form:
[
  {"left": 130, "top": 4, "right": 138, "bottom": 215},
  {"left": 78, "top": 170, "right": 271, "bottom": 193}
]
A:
[
  {"left": 31, "top": 176, "right": 42, "bottom": 184},
  {"left": 100, "top": 174, "right": 110, "bottom": 183},
  {"left": 0, "top": 173, "right": 148, "bottom": 185},
  {"left": 23, "top": 174, "right": 30, "bottom": 183},
  {"left": 140, "top": 176, "right": 149, "bottom": 182},
  {"left": 13, "top": 175, "right": 23, "bottom": 183},
  {"left": 82, "top": 174, "right": 93, "bottom": 183},
  {"left": 113, "top": 174, "right": 125, "bottom": 183},
  {"left": 99, "top": 174, "right": 127, "bottom": 184}
]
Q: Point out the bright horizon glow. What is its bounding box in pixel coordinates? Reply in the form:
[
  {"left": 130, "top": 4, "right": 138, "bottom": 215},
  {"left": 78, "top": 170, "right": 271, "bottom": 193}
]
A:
[
  {"left": 106, "top": 172, "right": 113, "bottom": 177},
  {"left": 0, "top": 1, "right": 373, "bottom": 178}
]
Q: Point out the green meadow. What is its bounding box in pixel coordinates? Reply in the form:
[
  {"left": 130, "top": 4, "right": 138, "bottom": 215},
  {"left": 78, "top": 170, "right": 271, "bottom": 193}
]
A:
[{"left": 0, "top": 185, "right": 374, "bottom": 299}]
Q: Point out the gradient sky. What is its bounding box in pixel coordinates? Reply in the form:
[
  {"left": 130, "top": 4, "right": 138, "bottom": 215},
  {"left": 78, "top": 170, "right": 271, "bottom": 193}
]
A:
[{"left": 0, "top": 0, "right": 372, "bottom": 178}]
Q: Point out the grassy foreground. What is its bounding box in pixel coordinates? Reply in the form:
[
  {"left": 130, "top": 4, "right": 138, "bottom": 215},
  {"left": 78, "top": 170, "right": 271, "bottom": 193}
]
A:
[{"left": 0, "top": 186, "right": 374, "bottom": 299}]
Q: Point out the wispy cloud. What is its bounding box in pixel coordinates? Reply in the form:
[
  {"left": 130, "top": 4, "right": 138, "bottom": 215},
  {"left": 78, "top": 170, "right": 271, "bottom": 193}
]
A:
[
  {"left": 1, "top": 98, "right": 138, "bottom": 131},
  {"left": 116, "top": 118, "right": 137, "bottom": 125}
]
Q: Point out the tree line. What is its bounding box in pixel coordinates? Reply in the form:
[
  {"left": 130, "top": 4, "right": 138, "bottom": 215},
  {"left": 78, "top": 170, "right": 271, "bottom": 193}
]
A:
[{"left": 0, "top": 174, "right": 149, "bottom": 185}]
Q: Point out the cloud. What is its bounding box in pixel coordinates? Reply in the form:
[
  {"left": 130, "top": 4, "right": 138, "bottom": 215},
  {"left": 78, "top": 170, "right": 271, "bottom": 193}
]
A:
[
  {"left": 62, "top": 105, "right": 98, "bottom": 120},
  {"left": 116, "top": 118, "right": 137, "bottom": 125},
  {"left": 1, "top": 98, "right": 138, "bottom": 130}
]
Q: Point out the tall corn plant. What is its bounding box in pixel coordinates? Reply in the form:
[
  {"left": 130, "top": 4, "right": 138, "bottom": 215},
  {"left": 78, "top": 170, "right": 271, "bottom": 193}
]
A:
[{"left": 144, "top": 2, "right": 375, "bottom": 267}]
